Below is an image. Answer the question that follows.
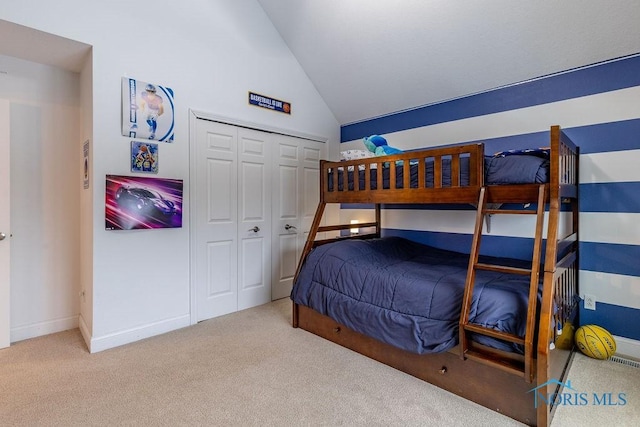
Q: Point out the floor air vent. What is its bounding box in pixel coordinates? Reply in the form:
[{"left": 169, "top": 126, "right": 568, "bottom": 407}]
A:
[{"left": 608, "top": 355, "right": 640, "bottom": 368}]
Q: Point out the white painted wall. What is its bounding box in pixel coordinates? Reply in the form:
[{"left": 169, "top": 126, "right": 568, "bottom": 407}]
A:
[
  {"left": 0, "top": 0, "right": 339, "bottom": 351},
  {"left": 0, "top": 54, "right": 81, "bottom": 341}
]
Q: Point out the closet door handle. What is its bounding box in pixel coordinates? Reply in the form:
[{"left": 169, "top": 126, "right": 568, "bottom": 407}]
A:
[
  {"left": 284, "top": 224, "right": 297, "bottom": 231},
  {"left": 248, "top": 226, "right": 260, "bottom": 233}
]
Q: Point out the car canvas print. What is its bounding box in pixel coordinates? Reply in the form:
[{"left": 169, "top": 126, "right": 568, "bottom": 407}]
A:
[{"left": 105, "top": 175, "right": 183, "bottom": 230}]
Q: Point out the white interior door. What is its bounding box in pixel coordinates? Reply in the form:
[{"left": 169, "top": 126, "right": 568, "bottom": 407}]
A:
[
  {"left": 271, "top": 135, "right": 324, "bottom": 300},
  {"left": 195, "top": 120, "right": 239, "bottom": 320},
  {"left": 237, "top": 127, "right": 271, "bottom": 310},
  {"left": 0, "top": 99, "right": 10, "bottom": 348}
]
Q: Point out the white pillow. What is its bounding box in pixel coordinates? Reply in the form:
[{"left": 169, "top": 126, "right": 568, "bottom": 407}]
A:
[{"left": 340, "top": 149, "right": 375, "bottom": 161}]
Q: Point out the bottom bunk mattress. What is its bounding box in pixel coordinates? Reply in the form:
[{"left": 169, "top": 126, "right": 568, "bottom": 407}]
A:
[{"left": 291, "top": 237, "right": 537, "bottom": 355}]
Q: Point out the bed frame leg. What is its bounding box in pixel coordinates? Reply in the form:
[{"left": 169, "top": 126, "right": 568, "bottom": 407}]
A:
[{"left": 292, "top": 302, "right": 299, "bottom": 328}]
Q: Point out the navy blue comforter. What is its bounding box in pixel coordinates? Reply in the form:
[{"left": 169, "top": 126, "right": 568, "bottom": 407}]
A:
[{"left": 291, "top": 237, "right": 535, "bottom": 355}]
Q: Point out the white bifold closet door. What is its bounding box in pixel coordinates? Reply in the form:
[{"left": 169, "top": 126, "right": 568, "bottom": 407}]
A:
[
  {"left": 195, "top": 120, "right": 272, "bottom": 320},
  {"left": 194, "top": 118, "right": 325, "bottom": 321}
]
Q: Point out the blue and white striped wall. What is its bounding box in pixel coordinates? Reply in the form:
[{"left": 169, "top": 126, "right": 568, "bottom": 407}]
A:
[{"left": 339, "top": 54, "right": 640, "bottom": 358}]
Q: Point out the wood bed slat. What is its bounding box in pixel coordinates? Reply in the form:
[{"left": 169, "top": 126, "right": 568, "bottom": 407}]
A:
[
  {"left": 434, "top": 156, "right": 442, "bottom": 188},
  {"left": 463, "top": 324, "right": 525, "bottom": 345},
  {"left": 474, "top": 263, "right": 532, "bottom": 275}
]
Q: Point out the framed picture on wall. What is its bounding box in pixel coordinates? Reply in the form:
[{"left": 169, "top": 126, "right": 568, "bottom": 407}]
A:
[
  {"left": 105, "top": 175, "right": 183, "bottom": 230},
  {"left": 131, "top": 141, "right": 158, "bottom": 173},
  {"left": 122, "top": 77, "right": 175, "bottom": 142}
]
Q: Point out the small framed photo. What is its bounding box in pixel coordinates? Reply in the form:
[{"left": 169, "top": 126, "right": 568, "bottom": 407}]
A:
[{"left": 131, "top": 141, "right": 158, "bottom": 173}]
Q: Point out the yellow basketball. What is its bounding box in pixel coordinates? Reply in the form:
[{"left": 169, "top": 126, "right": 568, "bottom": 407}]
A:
[{"left": 575, "top": 324, "right": 616, "bottom": 359}]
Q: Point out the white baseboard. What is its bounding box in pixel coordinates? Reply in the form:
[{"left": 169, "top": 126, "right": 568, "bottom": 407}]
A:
[
  {"left": 11, "top": 315, "right": 79, "bottom": 343},
  {"left": 614, "top": 335, "right": 640, "bottom": 360},
  {"left": 88, "top": 314, "right": 190, "bottom": 353}
]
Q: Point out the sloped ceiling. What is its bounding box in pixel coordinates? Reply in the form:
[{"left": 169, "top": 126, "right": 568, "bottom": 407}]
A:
[{"left": 257, "top": 0, "right": 640, "bottom": 125}]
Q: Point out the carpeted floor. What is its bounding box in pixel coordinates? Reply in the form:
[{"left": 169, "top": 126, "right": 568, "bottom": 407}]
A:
[{"left": 1, "top": 299, "right": 638, "bottom": 426}]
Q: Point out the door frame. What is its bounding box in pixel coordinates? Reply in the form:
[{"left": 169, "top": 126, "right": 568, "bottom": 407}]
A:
[
  {"left": 1, "top": 99, "right": 10, "bottom": 348},
  {"left": 188, "top": 109, "right": 327, "bottom": 325}
]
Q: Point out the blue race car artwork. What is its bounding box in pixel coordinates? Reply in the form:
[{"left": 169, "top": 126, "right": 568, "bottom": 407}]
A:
[{"left": 106, "top": 175, "right": 183, "bottom": 230}]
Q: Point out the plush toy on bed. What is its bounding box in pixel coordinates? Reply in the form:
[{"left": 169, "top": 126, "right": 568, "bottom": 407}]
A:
[{"left": 363, "top": 135, "right": 403, "bottom": 157}]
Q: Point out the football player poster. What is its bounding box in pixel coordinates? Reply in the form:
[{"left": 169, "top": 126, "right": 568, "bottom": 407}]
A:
[{"left": 122, "top": 77, "right": 175, "bottom": 142}]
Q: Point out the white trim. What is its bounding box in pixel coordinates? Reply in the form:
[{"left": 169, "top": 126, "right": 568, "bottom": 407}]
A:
[
  {"left": 88, "top": 314, "right": 190, "bottom": 354},
  {"left": 190, "top": 109, "right": 328, "bottom": 143},
  {"left": 10, "top": 315, "right": 79, "bottom": 343},
  {"left": 189, "top": 111, "right": 198, "bottom": 326},
  {"left": 613, "top": 335, "right": 640, "bottom": 360}
]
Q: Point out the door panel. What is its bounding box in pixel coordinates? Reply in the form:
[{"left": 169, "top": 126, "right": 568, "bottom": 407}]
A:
[
  {"left": 196, "top": 121, "right": 238, "bottom": 320},
  {"left": 272, "top": 138, "right": 300, "bottom": 300},
  {"left": 271, "top": 135, "right": 324, "bottom": 300},
  {"left": 237, "top": 128, "right": 271, "bottom": 310},
  {"left": 207, "top": 240, "right": 234, "bottom": 297},
  {"left": 0, "top": 100, "right": 9, "bottom": 348},
  {"left": 302, "top": 148, "right": 321, "bottom": 245}
]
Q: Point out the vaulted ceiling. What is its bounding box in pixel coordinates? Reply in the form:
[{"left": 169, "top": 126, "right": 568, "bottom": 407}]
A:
[{"left": 257, "top": 0, "right": 640, "bottom": 125}]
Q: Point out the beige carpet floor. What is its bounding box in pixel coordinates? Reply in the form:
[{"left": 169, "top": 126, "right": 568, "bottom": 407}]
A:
[{"left": 1, "top": 298, "right": 638, "bottom": 426}]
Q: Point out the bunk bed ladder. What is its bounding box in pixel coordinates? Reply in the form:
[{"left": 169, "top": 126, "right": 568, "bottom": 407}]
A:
[{"left": 459, "top": 185, "right": 547, "bottom": 383}]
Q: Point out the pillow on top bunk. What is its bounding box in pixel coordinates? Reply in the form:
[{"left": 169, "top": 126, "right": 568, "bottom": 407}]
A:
[
  {"left": 493, "top": 147, "right": 550, "bottom": 159},
  {"left": 485, "top": 153, "right": 549, "bottom": 184},
  {"left": 340, "top": 149, "right": 376, "bottom": 161}
]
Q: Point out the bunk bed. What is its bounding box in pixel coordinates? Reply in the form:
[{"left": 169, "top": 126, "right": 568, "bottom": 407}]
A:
[{"left": 290, "top": 126, "right": 579, "bottom": 426}]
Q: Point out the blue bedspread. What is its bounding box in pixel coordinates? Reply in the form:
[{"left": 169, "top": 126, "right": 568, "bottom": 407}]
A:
[{"left": 291, "top": 237, "right": 535, "bottom": 355}]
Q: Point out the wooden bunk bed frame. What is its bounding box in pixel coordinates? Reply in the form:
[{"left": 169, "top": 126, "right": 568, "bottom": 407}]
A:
[{"left": 292, "top": 126, "right": 579, "bottom": 426}]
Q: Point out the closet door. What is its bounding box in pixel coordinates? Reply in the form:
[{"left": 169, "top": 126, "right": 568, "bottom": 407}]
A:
[
  {"left": 195, "top": 120, "right": 239, "bottom": 320},
  {"left": 237, "top": 128, "right": 271, "bottom": 310},
  {"left": 271, "top": 135, "right": 324, "bottom": 300},
  {"left": 194, "top": 120, "right": 272, "bottom": 321}
]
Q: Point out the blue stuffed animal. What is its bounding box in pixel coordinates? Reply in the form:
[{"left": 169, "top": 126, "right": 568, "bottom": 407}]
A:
[{"left": 363, "top": 135, "right": 403, "bottom": 157}]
